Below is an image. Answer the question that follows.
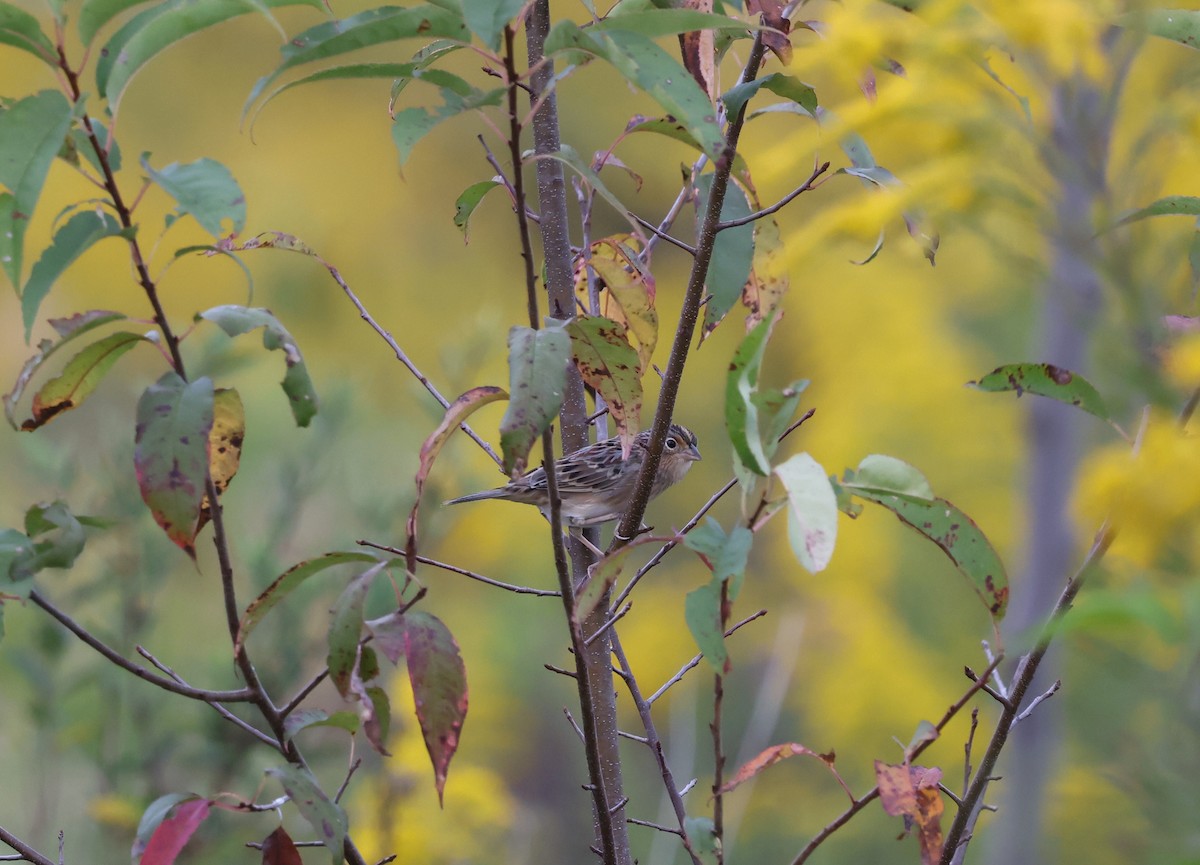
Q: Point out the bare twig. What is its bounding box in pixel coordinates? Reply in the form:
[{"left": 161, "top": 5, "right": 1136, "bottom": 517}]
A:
[
  {"left": 628, "top": 818, "right": 683, "bottom": 836},
  {"left": 358, "top": 541, "right": 560, "bottom": 596},
  {"left": 714, "top": 161, "right": 830, "bottom": 231},
  {"left": 0, "top": 827, "right": 54, "bottom": 865},
  {"left": 30, "top": 591, "right": 254, "bottom": 703},
  {"left": 584, "top": 603, "right": 632, "bottom": 647},
  {"left": 1014, "top": 680, "right": 1061, "bottom": 724},
  {"left": 630, "top": 213, "right": 696, "bottom": 255},
  {"left": 647, "top": 611, "right": 768, "bottom": 704}
]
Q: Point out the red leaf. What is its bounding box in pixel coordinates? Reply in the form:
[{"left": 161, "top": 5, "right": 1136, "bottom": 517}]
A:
[
  {"left": 404, "top": 610, "right": 468, "bottom": 805},
  {"left": 140, "top": 798, "right": 211, "bottom": 865},
  {"left": 719, "top": 743, "right": 851, "bottom": 798},
  {"left": 260, "top": 827, "right": 302, "bottom": 865},
  {"left": 875, "top": 761, "right": 945, "bottom": 865}
]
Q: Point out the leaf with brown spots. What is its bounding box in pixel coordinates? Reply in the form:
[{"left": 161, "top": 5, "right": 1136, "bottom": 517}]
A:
[
  {"left": 969, "top": 362, "right": 1111, "bottom": 422},
  {"left": 499, "top": 324, "right": 569, "bottom": 476},
  {"left": 566, "top": 315, "right": 642, "bottom": 457},
  {"left": 875, "top": 761, "right": 944, "bottom": 865},
  {"left": 18, "top": 330, "right": 145, "bottom": 431},
  {"left": 198, "top": 388, "right": 244, "bottom": 532},
  {"left": 583, "top": 236, "right": 658, "bottom": 369},
  {"left": 746, "top": 0, "right": 792, "bottom": 64},
  {"left": 264, "top": 765, "right": 347, "bottom": 865},
  {"left": 403, "top": 610, "right": 468, "bottom": 805},
  {"left": 678, "top": 0, "right": 716, "bottom": 101},
  {"left": 133, "top": 373, "right": 214, "bottom": 558},
  {"left": 742, "top": 216, "right": 788, "bottom": 331}
]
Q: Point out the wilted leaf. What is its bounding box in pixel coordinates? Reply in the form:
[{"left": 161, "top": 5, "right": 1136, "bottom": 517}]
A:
[
  {"left": 875, "top": 761, "right": 944, "bottom": 865},
  {"left": 10, "top": 501, "right": 87, "bottom": 580},
  {"left": 264, "top": 765, "right": 347, "bottom": 865},
  {"left": 742, "top": 216, "right": 788, "bottom": 331},
  {"left": 349, "top": 644, "right": 391, "bottom": 755},
  {"left": 566, "top": 316, "right": 642, "bottom": 456},
  {"left": 405, "top": 385, "right": 507, "bottom": 575},
  {"left": 686, "top": 578, "right": 728, "bottom": 673},
  {"left": 403, "top": 610, "right": 468, "bottom": 805},
  {"left": 0, "top": 91, "right": 73, "bottom": 289},
  {"left": 585, "top": 237, "right": 658, "bottom": 368},
  {"left": 142, "top": 155, "right": 245, "bottom": 237},
  {"left": 746, "top": 0, "right": 792, "bottom": 63},
  {"left": 197, "top": 305, "right": 317, "bottom": 427},
  {"left": 22, "top": 210, "right": 127, "bottom": 339},
  {"left": 327, "top": 561, "right": 388, "bottom": 698},
  {"left": 968, "top": 362, "right": 1110, "bottom": 422},
  {"left": 677, "top": 0, "right": 716, "bottom": 102},
  {"left": 774, "top": 453, "right": 838, "bottom": 573},
  {"left": 19, "top": 331, "right": 145, "bottom": 431},
  {"left": 499, "top": 324, "right": 570, "bottom": 476},
  {"left": 139, "top": 797, "right": 211, "bottom": 865},
  {"left": 133, "top": 373, "right": 214, "bottom": 557},
  {"left": 718, "top": 742, "right": 841, "bottom": 795},
  {"left": 236, "top": 552, "right": 378, "bottom": 655}
]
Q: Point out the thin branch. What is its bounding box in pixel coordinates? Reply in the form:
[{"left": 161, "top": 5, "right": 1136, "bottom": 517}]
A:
[
  {"left": 358, "top": 541, "right": 560, "bottom": 596},
  {"left": 611, "top": 635, "right": 705, "bottom": 865},
  {"left": 584, "top": 602, "right": 632, "bottom": 647},
  {"left": 647, "top": 610, "right": 768, "bottom": 704},
  {"left": 714, "top": 161, "right": 830, "bottom": 231},
  {"left": 938, "top": 525, "right": 1114, "bottom": 865},
  {"left": 641, "top": 157, "right": 707, "bottom": 266},
  {"left": 0, "top": 827, "right": 54, "bottom": 865},
  {"left": 281, "top": 669, "right": 329, "bottom": 719},
  {"left": 29, "top": 591, "right": 254, "bottom": 703},
  {"left": 630, "top": 213, "right": 696, "bottom": 255},
  {"left": 627, "top": 818, "right": 683, "bottom": 836},
  {"left": 335, "top": 759, "right": 363, "bottom": 803},
  {"left": 1014, "top": 680, "right": 1061, "bottom": 724}
]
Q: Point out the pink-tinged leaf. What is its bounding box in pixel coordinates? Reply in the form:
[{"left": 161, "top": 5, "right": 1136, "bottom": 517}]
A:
[
  {"left": 566, "top": 316, "right": 642, "bottom": 457},
  {"left": 719, "top": 743, "right": 851, "bottom": 798},
  {"left": 366, "top": 609, "right": 406, "bottom": 664},
  {"left": 260, "top": 826, "right": 303, "bottom": 865},
  {"left": 236, "top": 551, "right": 379, "bottom": 656},
  {"left": 774, "top": 453, "right": 838, "bottom": 573},
  {"left": 133, "top": 373, "right": 215, "bottom": 558},
  {"left": 139, "top": 797, "right": 211, "bottom": 865},
  {"left": 585, "top": 237, "right": 658, "bottom": 369},
  {"left": 875, "top": 761, "right": 945, "bottom": 865},
  {"left": 132, "top": 794, "right": 193, "bottom": 860},
  {"left": 19, "top": 330, "right": 145, "bottom": 430},
  {"left": 349, "top": 648, "right": 392, "bottom": 755},
  {"left": 264, "top": 765, "right": 347, "bottom": 865},
  {"left": 327, "top": 561, "right": 388, "bottom": 698},
  {"left": 404, "top": 610, "right": 468, "bottom": 805},
  {"left": 405, "top": 385, "right": 507, "bottom": 575}
]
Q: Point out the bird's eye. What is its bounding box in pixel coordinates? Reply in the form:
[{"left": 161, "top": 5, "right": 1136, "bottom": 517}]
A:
[{"left": 665, "top": 437, "right": 678, "bottom": 450}]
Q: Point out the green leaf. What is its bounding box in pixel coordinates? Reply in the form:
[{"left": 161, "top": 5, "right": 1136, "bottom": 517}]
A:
[
  {"left": 1114, "top": 195, "right": 1200, "bottom": 227},
  {"left": 722, "top": 72, "right": 817, "bottom": 119},
  {"left": 134, "top": 373, "right": 214, "bottom": 558},
  {"left": 684, "top": 816, "right": 720, "bottom": 865},
  {"left": 327, "top": 561, "right": 388, "bottom": 698},
  {"left": 99, "top": 0, "right": 325, "bottom": 116},
  {"left": 197, "top": 305, "right": 318, "bottom": 426},
  {"left": 725, "top": 312, "right": 778, "bottom": 476},
  {"left": 264, "top": 765, "right": 348, "bottom": 865},
  {"left": 402, "top": 610, "right": 468, "bottom": 805},
  {"left": 391, "top": 81, "right": 505, "bottom": 166},
  {"left": 0, "top": 91, "right": 74, "bottom": 289},
  {"left": 141, "top": 155, "right": 245, "bottom": 237},
  {"left": 4, "top": 310, "right": 127, "bottom": 429},
  {"left": 968, "top": 363, "right": 1110, "bottom": 422},
  {"left": 453, "top": 179, "right": 501, "bottom": 241},
  {"left": 498, "top": 323, "right": 570, "bottom": 476},
  {"left": 566, "top": 316, "right": 642, "bottom": 455},
  {"left": 846, "top": 454, "right": 934, "bottom": 501},
  {"left": 21, "top": 331, "right": 146, "bottom": 431},
  {"left": 245, "top": 5, "right": 470, "bottom": 117},
  {"left": 283, "top": 709, "right": 360, "bottom": 741},
  {"left": 22, "top": 211, "right": 127, "bottom": 340},
  {"left": 1118, "top": 9, "right": 1200, "bottom": 50},
  {"left": 462, "top": 0, "right": 524, "bottom": 50},
  {"left": 684, "top": 518, "right": 753, "bottom": 599},
  {"left": 774, "top": 453, "right": 838, "bottom": 574},
  {"left": 0, "top": 1, "right": 56, "bottom": 63},
  {"left": 594, "top": 7, "right": 752, "bottom": 38},
  {"left": 850, "top": 488, "right": 1008, "bottom": 619},
  {"left": 247, "top": 62, "right": 417, "bottom": 129},
  {"left": 14, "top": 501, "right": 87, "bottom": 579},
  {"left": 235, "top": 551, "right": 379, "bottom": 655},
  {"left": 78, "top": 0, "right": 151, "bottom": 45},
  {"left": 132, "top": 793, "right": 202, "bottom": 861},
  {"left": 697, "top": 173, "right": 753, "bottom": 338},
  {"left": 686, "top": 579, "right": 728, "bottom": 672},
  {"left": 544, "top": 24, "right": 725, "bottom": 161}
]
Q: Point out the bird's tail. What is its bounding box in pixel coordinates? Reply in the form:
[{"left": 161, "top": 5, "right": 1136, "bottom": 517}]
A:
[{"left": 444, "top": 488, "right": 505, "bottom": 506}]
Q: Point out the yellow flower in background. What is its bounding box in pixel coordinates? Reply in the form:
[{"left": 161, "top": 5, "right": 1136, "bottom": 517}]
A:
[
  {"left": 1075, "top": 413, "right": 1200, "bottom": 567},
  {"left": 980, "top": 0, "right": 1114, "bottom": 81},
  {"left": 1163, "top": 329, "right": 1200, "bottom": 388},
  {"left": 87, "top": 793, "right": 143, "bottom": 831}
]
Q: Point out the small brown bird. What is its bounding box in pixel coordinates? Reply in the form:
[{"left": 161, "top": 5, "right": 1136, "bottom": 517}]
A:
[{"left": 445, "top": 423, "right": 701, "bottom": 527}]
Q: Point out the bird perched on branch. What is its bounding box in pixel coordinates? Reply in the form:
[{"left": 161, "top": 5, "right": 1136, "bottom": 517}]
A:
[{"left": 445, "top": 423, "right": 701, "bottom": 527}]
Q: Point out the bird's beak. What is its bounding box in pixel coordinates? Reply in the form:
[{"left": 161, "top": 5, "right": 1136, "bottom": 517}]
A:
[{"left": 687, "top": 446, "right": 702, "bottom": 462}]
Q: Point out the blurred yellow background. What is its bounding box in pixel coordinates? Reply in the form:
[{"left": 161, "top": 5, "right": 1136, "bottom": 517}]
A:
[{"left": 3, "top": 1, "right": 1200, "bottom": 863}]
